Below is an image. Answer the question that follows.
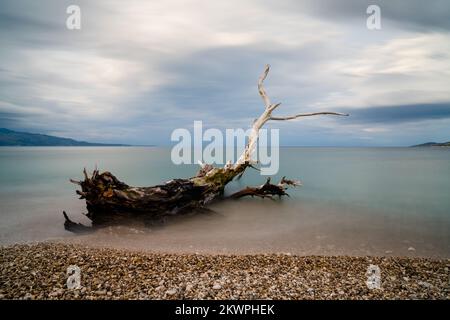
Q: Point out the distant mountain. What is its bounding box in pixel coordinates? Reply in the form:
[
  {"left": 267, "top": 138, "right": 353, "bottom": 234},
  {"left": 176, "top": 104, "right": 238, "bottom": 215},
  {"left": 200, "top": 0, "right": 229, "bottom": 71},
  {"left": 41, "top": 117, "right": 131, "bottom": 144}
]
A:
[
  {"left": 411, "top": 141, "right": 450, "bottom": 147},
  {"left": 0, "top": 128, "right": 128, "bottom": 146}
]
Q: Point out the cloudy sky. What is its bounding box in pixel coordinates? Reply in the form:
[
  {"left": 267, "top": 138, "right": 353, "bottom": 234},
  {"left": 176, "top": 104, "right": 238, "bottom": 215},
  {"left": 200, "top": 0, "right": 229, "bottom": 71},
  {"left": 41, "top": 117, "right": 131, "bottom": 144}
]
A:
[{"left": 0, "top": 0, "right": 449, "bottom": 146}]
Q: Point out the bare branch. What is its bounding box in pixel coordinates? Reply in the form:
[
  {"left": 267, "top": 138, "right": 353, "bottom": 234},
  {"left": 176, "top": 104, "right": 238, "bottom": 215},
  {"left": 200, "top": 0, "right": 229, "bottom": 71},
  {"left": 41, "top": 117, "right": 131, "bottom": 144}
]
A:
[
  {"left": 233, "top": 65, "right": 348, "bottom": 168},
  {"left": 69, "top": 179, "right": 81, "bottom": 185},
  {"left": 258, "top": 64, "right": 272, "bottom": 109},
  {"left": 268, "top": 102, "right": 282, "bottom": 112},
  {"left": 228, "top": 176, "right": 300, "bottom": 199},
  {"left": 63, "top": 211, "right": 92, "bottom": 234},
  {"left": 270, "top": 111, "right": 349, "bottom": 121},
  {"left": 279, "top": 176, "right": 302, "bottom": 187}
]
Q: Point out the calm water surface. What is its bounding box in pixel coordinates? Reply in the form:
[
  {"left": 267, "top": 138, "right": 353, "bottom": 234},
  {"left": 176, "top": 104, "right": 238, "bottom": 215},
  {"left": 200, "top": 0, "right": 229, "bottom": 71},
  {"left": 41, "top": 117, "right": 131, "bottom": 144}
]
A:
[{"left": 0, "top": 147, "right": 449, "bottom": 257}]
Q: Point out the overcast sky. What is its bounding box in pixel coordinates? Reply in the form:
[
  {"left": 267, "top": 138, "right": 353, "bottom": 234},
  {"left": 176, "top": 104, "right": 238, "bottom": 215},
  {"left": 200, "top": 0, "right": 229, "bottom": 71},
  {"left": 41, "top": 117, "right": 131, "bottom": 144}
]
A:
[{"left": 0, "top": 0, "right": 449, "bottom": 146}]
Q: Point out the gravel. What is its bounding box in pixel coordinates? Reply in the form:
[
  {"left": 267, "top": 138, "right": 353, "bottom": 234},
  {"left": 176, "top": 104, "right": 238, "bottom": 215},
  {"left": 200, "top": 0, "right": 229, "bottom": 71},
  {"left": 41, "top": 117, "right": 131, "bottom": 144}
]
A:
[{"left": 0, "top": 243, "right": 449, "bottom": 300}]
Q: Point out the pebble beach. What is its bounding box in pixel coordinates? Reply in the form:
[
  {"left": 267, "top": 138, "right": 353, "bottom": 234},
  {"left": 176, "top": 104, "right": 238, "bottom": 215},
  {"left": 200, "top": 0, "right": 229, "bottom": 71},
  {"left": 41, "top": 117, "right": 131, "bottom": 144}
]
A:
[{"left": 0, "top": 243, "right": 449, "bottom": 300}]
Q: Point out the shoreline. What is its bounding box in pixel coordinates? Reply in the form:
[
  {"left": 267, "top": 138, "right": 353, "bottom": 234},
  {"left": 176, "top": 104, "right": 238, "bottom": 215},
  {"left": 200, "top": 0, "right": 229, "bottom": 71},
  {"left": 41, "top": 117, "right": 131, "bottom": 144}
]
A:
[{"left": 1, "top": 242, "right": 449, "bottom": 300}]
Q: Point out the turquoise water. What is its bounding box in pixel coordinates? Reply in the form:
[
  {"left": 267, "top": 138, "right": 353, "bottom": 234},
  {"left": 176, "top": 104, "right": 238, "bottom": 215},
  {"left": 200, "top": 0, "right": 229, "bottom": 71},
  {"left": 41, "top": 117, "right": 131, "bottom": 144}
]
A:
[{"left": 0, "top": 147, "right": 449, "bottom": 257}]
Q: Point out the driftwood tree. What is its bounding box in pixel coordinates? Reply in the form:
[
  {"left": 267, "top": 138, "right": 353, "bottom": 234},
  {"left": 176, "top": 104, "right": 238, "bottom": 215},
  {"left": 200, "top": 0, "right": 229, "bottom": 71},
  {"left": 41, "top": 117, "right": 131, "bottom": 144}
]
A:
[{"left": 64, "top": 65, "right": 348, "bottom": 232}]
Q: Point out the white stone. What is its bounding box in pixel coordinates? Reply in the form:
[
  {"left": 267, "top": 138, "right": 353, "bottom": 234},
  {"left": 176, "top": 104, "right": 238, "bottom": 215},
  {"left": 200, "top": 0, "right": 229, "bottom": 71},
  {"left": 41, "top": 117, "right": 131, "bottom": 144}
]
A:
[{"left": 166, "top": 289, "right": 177, "bottom": 296}]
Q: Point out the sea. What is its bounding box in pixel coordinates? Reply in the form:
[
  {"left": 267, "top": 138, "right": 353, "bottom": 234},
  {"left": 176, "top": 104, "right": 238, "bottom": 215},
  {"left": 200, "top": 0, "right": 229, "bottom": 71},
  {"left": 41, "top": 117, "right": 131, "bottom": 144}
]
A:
[{"left": 0, "top": 147, "right": 449, "bottom": 257}]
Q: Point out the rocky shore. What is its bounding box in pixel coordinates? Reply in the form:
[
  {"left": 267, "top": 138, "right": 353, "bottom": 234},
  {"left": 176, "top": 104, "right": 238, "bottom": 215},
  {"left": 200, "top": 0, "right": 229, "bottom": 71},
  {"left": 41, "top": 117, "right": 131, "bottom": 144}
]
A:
[{"left": 1, "top": 243, "right": 448, "bottom": 300}]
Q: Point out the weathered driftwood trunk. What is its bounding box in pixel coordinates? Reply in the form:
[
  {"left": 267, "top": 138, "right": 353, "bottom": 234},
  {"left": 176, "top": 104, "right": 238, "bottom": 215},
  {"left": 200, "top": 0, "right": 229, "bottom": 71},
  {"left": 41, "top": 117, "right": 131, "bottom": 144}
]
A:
[{"left": 64, "top": 65, "right": 348, "bottom": 232}]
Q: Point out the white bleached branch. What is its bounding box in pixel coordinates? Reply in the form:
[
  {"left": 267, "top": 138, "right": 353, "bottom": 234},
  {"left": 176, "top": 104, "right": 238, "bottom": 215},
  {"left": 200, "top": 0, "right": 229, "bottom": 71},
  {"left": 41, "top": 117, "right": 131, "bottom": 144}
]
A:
[
  {"left": 270, "top": 111, "right": 349, "bottom": 121},
  {"left": 233, "top": 64, "right": 349, "bottom": 167}
]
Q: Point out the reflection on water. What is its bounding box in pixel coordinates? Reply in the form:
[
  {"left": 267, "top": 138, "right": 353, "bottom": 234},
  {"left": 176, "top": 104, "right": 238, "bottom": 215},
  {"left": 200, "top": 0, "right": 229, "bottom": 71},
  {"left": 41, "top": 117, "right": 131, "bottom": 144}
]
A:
[{"left": 0, "top": 147, "right": 449, "bottom": 257}]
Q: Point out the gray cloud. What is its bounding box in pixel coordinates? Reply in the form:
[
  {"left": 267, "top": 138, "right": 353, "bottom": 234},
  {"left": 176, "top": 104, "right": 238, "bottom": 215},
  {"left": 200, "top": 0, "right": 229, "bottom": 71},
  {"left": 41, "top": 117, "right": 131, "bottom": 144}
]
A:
[
  {"left": 285, "top": 0, "right": 450, "bottom": 31},
  {"left": 0, "top": 0, "right": 449, "bottom": 146},
  {"left": 342, "top": 102, "right": 450, "bottom": 124}
]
